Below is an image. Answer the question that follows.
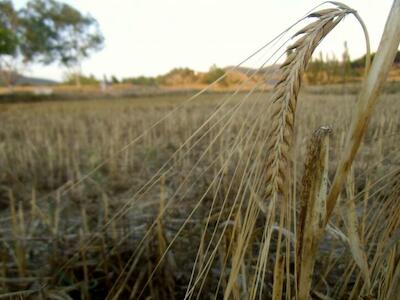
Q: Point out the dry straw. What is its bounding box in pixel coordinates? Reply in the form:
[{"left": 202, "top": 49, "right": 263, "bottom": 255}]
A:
[
  {"left": 297, "top": 126, "right": 331, "bottom": 299},
  {"left": 263, "top": 0, "right": 400, "bottom": 298},
  {"left": 325, "top": 0, "right": 400, "bottom": 221}
]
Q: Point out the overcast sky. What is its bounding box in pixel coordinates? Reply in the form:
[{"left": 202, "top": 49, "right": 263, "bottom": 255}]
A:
[{"left": 14, "top": 0, "right": 394, "bottom": 81}]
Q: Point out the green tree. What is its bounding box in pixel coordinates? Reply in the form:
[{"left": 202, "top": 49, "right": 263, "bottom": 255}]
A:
[
  {"left": 307, "top": 52, "right": 324, "bottom": 84},
  {"left": 325, "top": 53, "right": 340, "bottom": 83},
  {"left": 123, "top": 76, "right": 157, "bottom": 86},
  {"left": 0, "top": 0, "right": 20, "bottom": 86},
  {"left": 19, "top": 0, "right": 104, "bottom": 86},
  {"left": 111, "top": 75, "right": 119, "bottom": 84},
  {"left": 64, "top": 72, "right": 99, "bottom": 85},
  {"left": 342, "top": 41, "right": 351, "bottom": 84},
  {"left": 0, "top": 0, "right": 18, "bottom": 56},
  {"left": 202, "top": 64, "right": 226, "bottom": 85}
]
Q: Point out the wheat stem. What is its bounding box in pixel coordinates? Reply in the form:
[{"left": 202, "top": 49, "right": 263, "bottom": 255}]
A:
[
  {"left": 325, "top": 0, "right": 400, "bottom": 222},
  {"left": 297, "top": 126, "right": 331, "bottom": 300}
]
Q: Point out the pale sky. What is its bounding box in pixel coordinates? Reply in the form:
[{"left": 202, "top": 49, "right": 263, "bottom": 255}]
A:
[{"left": 14, "top": 0, "right": 394, "bottom": 81}]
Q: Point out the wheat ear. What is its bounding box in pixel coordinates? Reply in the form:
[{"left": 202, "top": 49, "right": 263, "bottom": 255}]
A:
[
  {"left": 297, "top": 126, "right": 331, "bottom": 300},
  {"left": 263, "top": 6, "right": 351, "bottom": 209}
]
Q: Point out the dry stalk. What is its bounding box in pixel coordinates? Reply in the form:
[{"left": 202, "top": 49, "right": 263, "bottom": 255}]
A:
[
  {"left": 343, "top": 168, "right": 371, "bottom": 293},
  {"left": 272, "top": 255, "right": 285, "bottom": 300},
  {"left": 325, "top": 0, "right": 400, "bottom": 221},
  {"left": 386, "top": 257, "right": 400, "bottom": 300},
  {"left": 293, "top": 2, "right": 400, "bottom": 299},
  {"left": 264, "top": 5, "right": 351, "bottom": 210},
  {"left": 9, "top": 190, "right": 27, "bottom": 277},
  {"left": 297, "top": 126, "right": 331, "bottom": 300}
]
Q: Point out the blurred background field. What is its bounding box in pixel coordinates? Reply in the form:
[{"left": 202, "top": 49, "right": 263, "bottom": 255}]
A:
[
  {"left": 1, "top": 88, "right": 399, "bottom": 298},
  {"left": 2, "top": 90, "right": 399, "bottom": 202}
]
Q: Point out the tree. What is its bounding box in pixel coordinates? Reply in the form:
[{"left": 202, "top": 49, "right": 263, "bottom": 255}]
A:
[
  {"left": 341, "top": 41, "right": 351, "bottom": 84},
  {"left": 157, "top": 67, "right": 198, "bottom": 86},
  {"left": 123, "top": 76, "right": 158, "bottom": 86},
  {"left": 325, "top": 53, "right": 340, "bottom": 83},
  {"left": 202, "top": 64, "right": 226, "bottom": 85},
  {"left": 63, "top": 72, "right": 99, "bottom": 85},
  {"left": 19, "top": 0, "right": 104, "bottom": 86},
  {"left": 0, "top": 0, "right": 20, "bottom": 86},
  {"left": 351, "top": 50, "right": 400, "bottom": 69},
  {"left": 307, "top": 52, "right": 324, "bottom": 84},
  {"left": 111, "top": 75, "right": 119, "bottom": 84},
  {"left": 0, "top": 0, "right": 18, "bottom": 55}
]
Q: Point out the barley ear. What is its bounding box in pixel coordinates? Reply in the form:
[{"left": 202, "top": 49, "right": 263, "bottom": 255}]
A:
[
  {"left": 297, "top": 126, "right": 331, "bottom": 300},
  {"left": 264, "top": 6, "right": 349, "bottom": 211}
]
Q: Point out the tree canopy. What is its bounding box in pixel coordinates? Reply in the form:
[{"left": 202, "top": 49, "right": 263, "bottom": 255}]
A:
[
  {"left": 0, "top": 0, "right": 104, "bottom": 82},
  {"left": 19, "top": 0, "right": 104, "bottom": 67},
  {"left": 0, "top": 0, "right": 18, "bottom": 56}
]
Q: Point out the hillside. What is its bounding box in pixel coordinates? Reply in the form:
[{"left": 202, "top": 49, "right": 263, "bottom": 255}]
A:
[{"left": 0, "top": 72, "right": 58, "bottom": 86}]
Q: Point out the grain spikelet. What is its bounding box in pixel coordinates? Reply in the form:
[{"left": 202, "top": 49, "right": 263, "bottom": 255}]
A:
[
  {"left": 297, "top": 126, "right": 331, "bottom": 300},
  {"left": 263, "top": 6, "right": 350, "bottom": 210}
]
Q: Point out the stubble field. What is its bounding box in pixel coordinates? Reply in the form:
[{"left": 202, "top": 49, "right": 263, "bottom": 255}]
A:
[{"left": 0, "top": 90, "right": 399, "bottom": 299}]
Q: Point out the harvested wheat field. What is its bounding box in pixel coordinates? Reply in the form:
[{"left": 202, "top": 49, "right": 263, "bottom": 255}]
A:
[
  {"left": 0, "top": 88, "right": 399, "bottom": 299},
  {"left": 1, "top": 1, "right": 400, "bottom": 299}
]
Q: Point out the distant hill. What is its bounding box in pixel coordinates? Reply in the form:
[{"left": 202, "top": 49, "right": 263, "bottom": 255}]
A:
[
  {"left": 0, "top": 72, "right": 58, "bottom": 86},
  {"left": 224, "top": 65, "right": 281, "bottom": 86},
  {"left": 16, "top": 75, "right": 58, "bottom": 86},
  {"left": 224, "top": 65, "right": 280, "bottom": 75}
]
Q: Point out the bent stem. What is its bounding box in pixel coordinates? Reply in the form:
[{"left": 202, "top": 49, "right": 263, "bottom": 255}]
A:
[{"left": 325, "top": 0, "right": 400, "bottom": 222}]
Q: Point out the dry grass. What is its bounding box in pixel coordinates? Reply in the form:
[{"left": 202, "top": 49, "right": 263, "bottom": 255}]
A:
[{"left": 0, "top": 89, "right": 399, "bottom": 299}]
